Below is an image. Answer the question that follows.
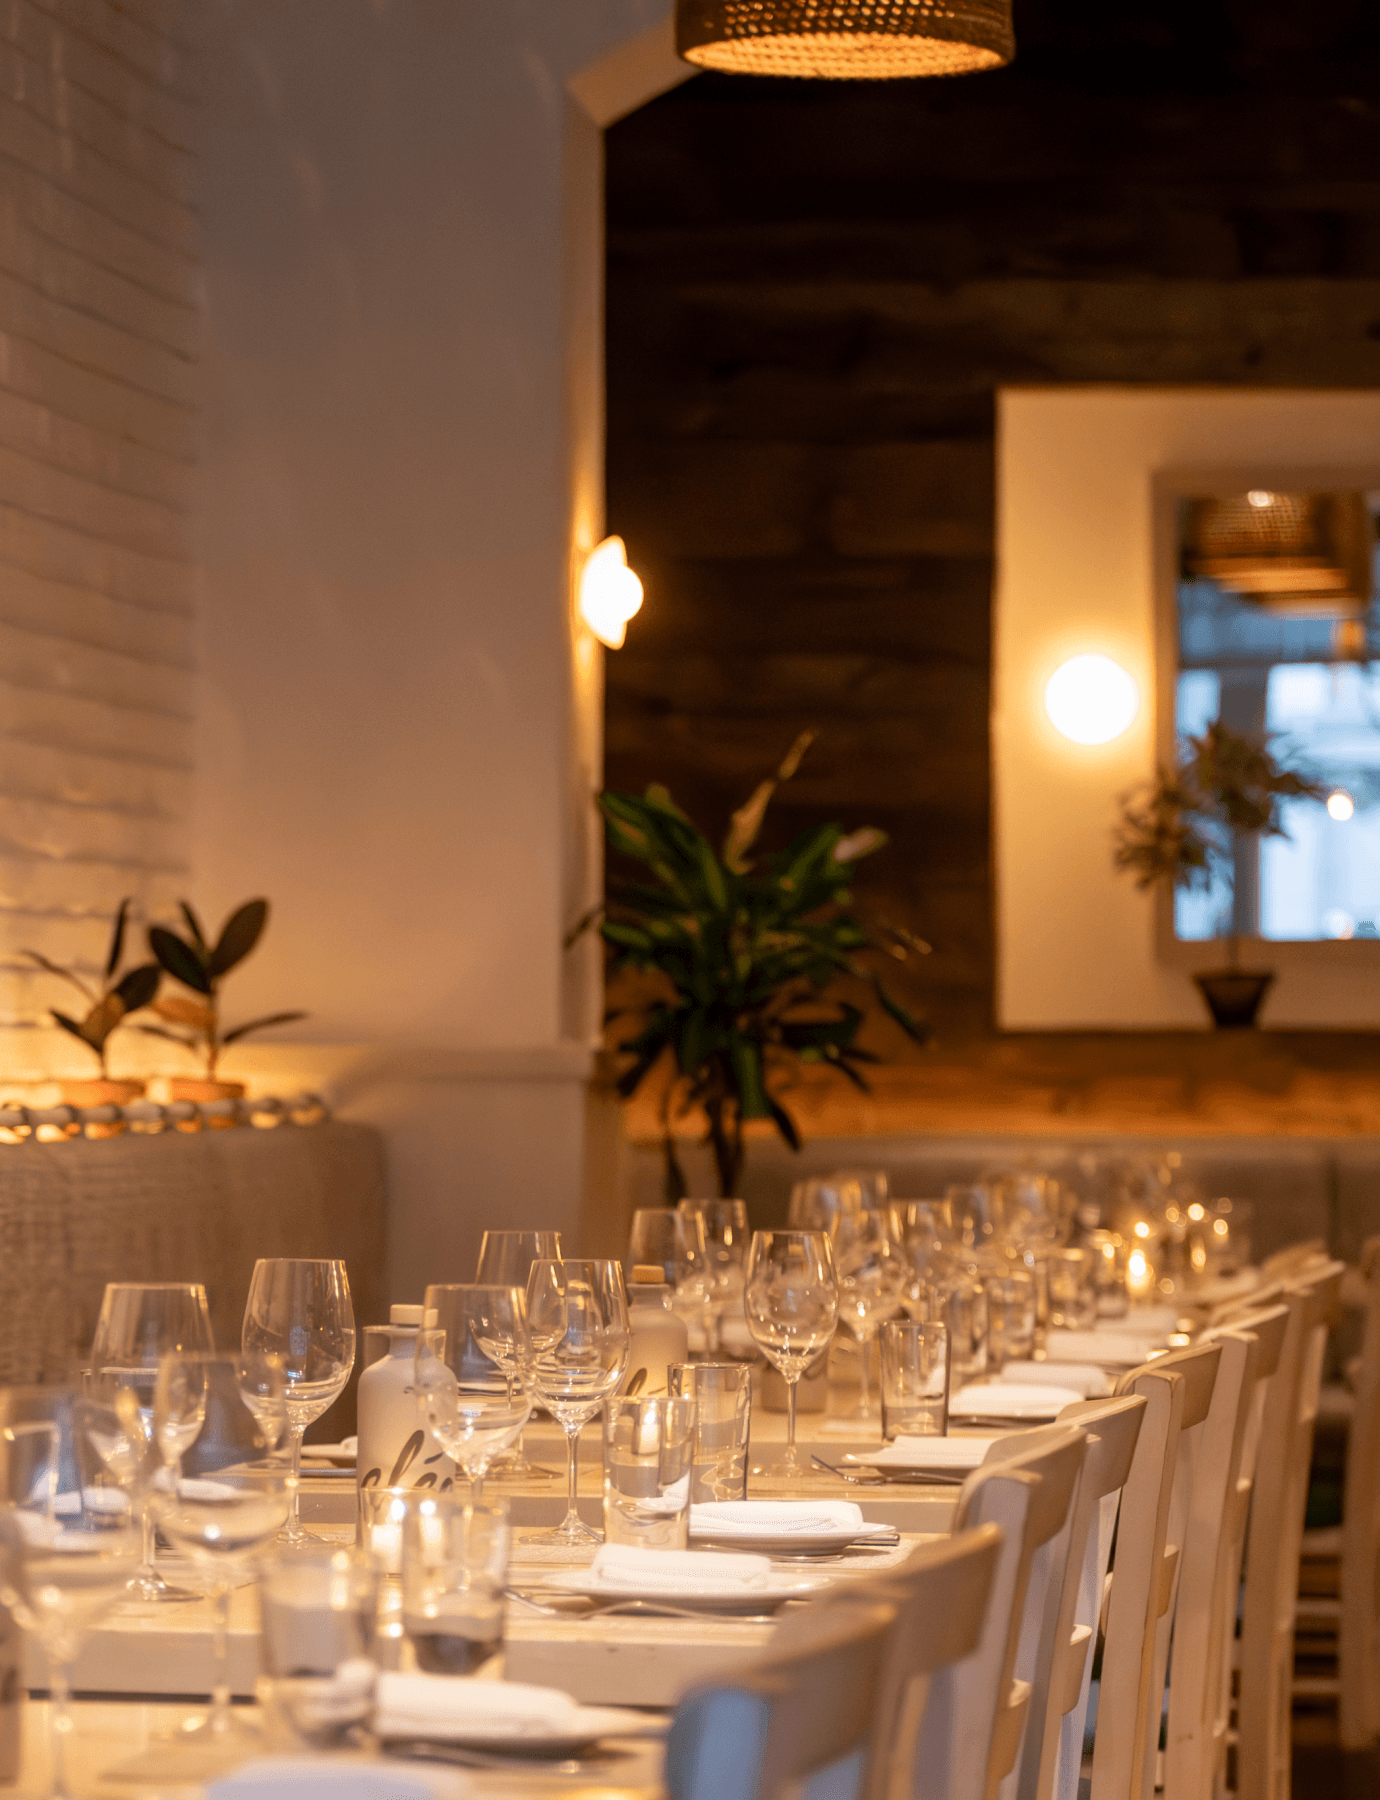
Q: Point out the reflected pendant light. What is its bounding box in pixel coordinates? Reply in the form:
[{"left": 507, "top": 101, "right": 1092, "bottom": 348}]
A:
[{"left": 675, "top": 0, "right": 1015, "bottom": 78}]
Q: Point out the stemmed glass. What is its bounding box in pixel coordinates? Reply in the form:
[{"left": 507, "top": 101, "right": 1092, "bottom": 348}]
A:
[
  {"left": 629, "top": 1207, "right": 710, "bottom": 1328},
  {"left": 474, "top": 1233, "right": 562, "bottom": 1476},
  {"left": 679, "top": 1199, "right": 751, "bottom": 1352},
  {"left": 414, "top": 1286, "right": 531, "bottom": 1501},
  {"left": 241, "top": 1259, "right": 354, "bottom": 1544},
  {"left": 87, "top": 1281, "right": 214, "bottom": 1600},
  {"left": 829, "top": 1207, "right": 907, "bottom": 1422},
  {"left": 523, "top": 1259, "right": 629, "bottom": 1545},
  {"left": 150, "top": 1351, "right": 293, "bottom": 1772},
  {"left": 787, "top": 1176, "right": 863, "bottom": 1231},
  {"left": 0, "top": 1392, "right": 142, "bottom": 1799},
  {"left": 744, "top": 1230, "right": 838, "bottom": 1478}
]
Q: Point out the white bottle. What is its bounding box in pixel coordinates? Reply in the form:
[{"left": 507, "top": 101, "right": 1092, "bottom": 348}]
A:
[
  {"left": 622, "top": 1266, "right": 690, "bottom": 1397},
  {"left": 356, "top": 1305, "right": 455, "bottom": 1497}
]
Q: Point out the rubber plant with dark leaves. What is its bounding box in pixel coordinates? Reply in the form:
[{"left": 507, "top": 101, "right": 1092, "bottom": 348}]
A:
[
  {"left": 573, "top": 734, "right": 930, "bottom": 1199},
  {"left": 140, "top": 900, "right": 306, "bottom": 1077},
  {"left": 22, "top": 899, "right": 161, "bottom": 1076}
]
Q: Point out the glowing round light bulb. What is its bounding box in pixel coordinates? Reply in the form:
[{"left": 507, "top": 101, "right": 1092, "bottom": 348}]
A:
[
  {"left": 579, "top": 536, "right": 643, "bottom": 649},
  {"left": 1247, "top": 489, "right": 1274, "bottom": 509},
  {"left": 1327, "top": 790, "right": 1355, "bottom": 822},
  {"left": 1043, "top": 655, "right": 1140, "bottom": 746}
]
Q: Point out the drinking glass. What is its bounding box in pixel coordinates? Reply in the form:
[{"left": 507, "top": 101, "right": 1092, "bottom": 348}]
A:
[
  {"left": 1047, "top": 1247, "right": 1097, "bottom": 1330},
  {"left": 603, "top": 1395, "right": 696, "bottom": 1549},
  {"left": 986, "top": 1269, "right": 1037, "bottom": 1365},
  {"left": 0, "top": 1393, "right": 141, "bottom": 1800},
  {"left": 879, "top": 1321, "right": 950, "bottom": 1440},
  {"left": 828, "top": 1208, "right": 906, "bottom": 1422},
  {"left": 667, "top": 1362, "right": 751, "bottom": 1501},
  {"left": 743, "top": 1230, "right": 838, "bottom": 1478},
  {"left": 787, "top": 1176, "right": 862, "bottom": 1231},
  {"left": 259, "top": 1544, "right": 378, "bottom": 1746},
  {"left": 474, "top": 1231, "right": 563, "bottom": 1285},
  {"left": 242, "top": 1259, "right": 355, "bottom": 1544},
  {"left": 414, "top": 1286, "right": 531, "bottom": 1501},
  {"left": 87, "top": 1280, "right": 214, "bottom": 1600},
  {"left": 678, "top": 1199, "right": 750, "bottom": 1352},
  {"left": 936, "top": 1275, "right": 989, "bottom": 1386},
  {"left": 832, "top": 1168, "right": 890, "bottom": 1210},
  {"left": 628, "top": 1208, "right": 709, "bottom": 1317},
  {"left": 523, "top": 1259, "right": 629, "bottom": 1545},
  {"left": 401, "top": 1495, "right": 509, "bottom": 1675}
]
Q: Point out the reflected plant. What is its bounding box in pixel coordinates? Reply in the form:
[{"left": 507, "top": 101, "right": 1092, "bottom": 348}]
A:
[
  {"left": 22, "top": 899, "right": 161, "bottom": 1076},
  {"left": 571, "top": 733, "right": 929, "bottom": 1198},
  {"left": 141, "top": 899, "right": 305, "bottom": 1078}
]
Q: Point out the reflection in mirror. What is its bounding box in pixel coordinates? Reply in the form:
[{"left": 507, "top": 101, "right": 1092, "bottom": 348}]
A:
[{"left": 1175, "top": 488, "right": 1380, "bottom": 943}]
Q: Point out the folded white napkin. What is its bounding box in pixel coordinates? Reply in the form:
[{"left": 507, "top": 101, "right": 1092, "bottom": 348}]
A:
[
  {"left": 1001, "top": 1361, "right": 1111, "bottom": 1398},
  {"left": 208, "top": 1761, "right": 435, "bottom": 1800},
  {"left": 590, "top": 1542, "right": 771, "bottom": 1590},
  {"left": 1105, "top": 1306, "right": 1181, "bottom": 1335},
  {"left": 1044, "top": 1330, "right": 1158, "bottom": 1366},
  {"left": 846, "top": 1436, "right": 997, "bottom": 1470},
  {"left": 689, "top": 1499, "right": 885, "bottom": 1538},
  {"left": 951, "top": 1383, "right": 1074, "bottom": 1417},
  {"left": 374, "top": 1671, "right": 578, "bottom": 1738}
]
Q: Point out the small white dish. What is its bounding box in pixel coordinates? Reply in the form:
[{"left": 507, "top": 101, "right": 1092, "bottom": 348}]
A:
[
  {"left": 538, "top": 1567, "right": 828, "bottom": 1609},
  {"left": 843, "top": 1436, "right": 997, "bottom": 1472},
  {"left": 949, "top": 1383, "right": 1073, "bottom": 1421},
  {"left": 379, "top": 1705, "right": 664, "bottom": 1757}
]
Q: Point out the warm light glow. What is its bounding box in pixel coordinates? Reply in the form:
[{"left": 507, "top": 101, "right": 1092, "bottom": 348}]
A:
[
  {"left": 1187, "top": 1202, "right": 1205, "bottom": 1221},
  {"left": 1247, "top": 489, "right": 1275, "bottom": 509},
  {"left": 579, "top": 536, "right": 643, "bottom": 649},
  {"left": 1126, "top": 1246, "right": 1154, "bottom": 1299},
  {"left": 1133, "top": 1220, "right": 1151, "bottom": 1239},
  {"left": 1327, "top": 789, "right": 1355, "bottom": 822},
  {"left": 1043, "top": 655, "right": 1140, "bottom": 745}
]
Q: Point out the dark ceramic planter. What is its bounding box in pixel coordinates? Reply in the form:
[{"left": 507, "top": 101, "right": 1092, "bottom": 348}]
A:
[{"left": 1193, "top": 970, "right": 1274, "bottom": 1030}]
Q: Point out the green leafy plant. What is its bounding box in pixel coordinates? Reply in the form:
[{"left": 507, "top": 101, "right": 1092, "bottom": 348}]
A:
[
  {"left": 22, "top": 900, "right": 161, "bottom": 1077},
  {"left": 1114, "top": 720, "right": 1323, "bottom": 960},
  {"left": 572, "top": 734, "right": 929, "bottom": 1198},
  {"left": 141, "top": 899, "right": 305, "bottom": 1078}
]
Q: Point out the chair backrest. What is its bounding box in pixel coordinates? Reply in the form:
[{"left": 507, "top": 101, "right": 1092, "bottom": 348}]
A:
[
  {"left": 934, "top": 1425, "right": 1086, "bottom": 1800},
  {"left": 1335, "top": 1237, "right": 1380, "bottom": 1747},
  {"left": 665, "top": 1598, "right": 898, "bottom": 1800},
  {"left": 810, "top": 1524, "right": 1005, "bottom": 1800},
  {"left": 1020, "top": 1395, "right": 1146, "bottom": 1800},
  {"left": 1237, "top": 1260, "right": 1344, "bottom": 1800}
]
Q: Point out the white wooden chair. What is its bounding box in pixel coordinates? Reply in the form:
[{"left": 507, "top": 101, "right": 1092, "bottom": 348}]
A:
[
  {"left": 1020, "top": 1395, "right": 1146, "bottom": 1800},
  {"left": 665, "top": 1597, "right": 899, "bottom": 1800},
  {"left": 1294, "top": 1237, "right": 1380, "bottom": 1748},
  {"left": 1163, "top": 1307, "right": 1287, "bottom": 1800},
  {"left": 1236, "top": 1258, "right": 1344, "bottom": 1800}
]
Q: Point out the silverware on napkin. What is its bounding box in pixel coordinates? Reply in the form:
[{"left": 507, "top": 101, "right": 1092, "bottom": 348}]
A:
[{"left": 810, "top": 1452, "right": 966, "bottom": 1487}]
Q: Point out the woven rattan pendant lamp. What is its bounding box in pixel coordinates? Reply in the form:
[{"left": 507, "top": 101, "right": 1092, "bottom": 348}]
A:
[{"left": 675, "top": 0, "right": 1014, "bottom": 78}]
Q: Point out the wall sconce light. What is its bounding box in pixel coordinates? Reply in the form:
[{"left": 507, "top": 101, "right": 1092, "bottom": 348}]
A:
[
  {"left": 579, "top": 536, "right": 643, "bottom": 650},
  {"left": 1327, "top": 789, "right": 1355, "bottom": 822},
  {"left": 675, "top": 0, "right": 1014, "bottom": 78},
  {"left": 1043, "top": 654, "right": 1140, "bottom": 746}
]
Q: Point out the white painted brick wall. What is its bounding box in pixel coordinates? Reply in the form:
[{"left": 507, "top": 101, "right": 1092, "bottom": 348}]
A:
[{"left": 0, "top": 0, "right": 194, "bottom": 1078}]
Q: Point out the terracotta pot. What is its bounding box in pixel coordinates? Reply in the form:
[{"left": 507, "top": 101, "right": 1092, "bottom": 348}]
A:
[
  {"left": 168, "top": 1078, "right": 246, "bottom": 1103},
  {"left": 57, "top": 1078, "right": 146, "bottom": 1107},
  {"left": 1193, "top": 970, "right": 1274, "bottom": 1030}
]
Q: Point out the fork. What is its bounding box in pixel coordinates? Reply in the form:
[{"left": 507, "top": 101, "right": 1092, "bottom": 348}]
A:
[{"left": 810, "top": 1452, "right": 966, "bottom": 1486}]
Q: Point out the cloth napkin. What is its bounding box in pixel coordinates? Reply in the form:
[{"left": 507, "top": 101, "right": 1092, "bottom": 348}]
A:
[
  {"left": 208, "top": 1762, "right": 436, "bottom": 1800},
  {"left": 590, "top": 1542, "right": 772, "bottom": 1591},
  {"left": 689, "top": 1500, "right": 891, "bottom": 1539},
  {"left": 374, "top": 1671, "right": 579, "bottom": 1739},
  {"left": 1001, "top": 1360, "right": 1112, "bottom": 1397},
  {"left": 1044, "top": 1330, "right": 1159, "bottom": 1366},
  {"left": 1103, "top": 1306, "right": 1182, "bottom": 1336},
  {"left": 846, "top": 1436, "right": 997, "bottom": 1470},
  {"left": 950, "top": 1383, "right": 1075, "bottom": 1418}
]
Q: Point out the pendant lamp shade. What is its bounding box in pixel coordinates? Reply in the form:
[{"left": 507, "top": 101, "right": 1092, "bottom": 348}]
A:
[{"left": 675, "top": 0, "right": 1014, "bottom": 78}]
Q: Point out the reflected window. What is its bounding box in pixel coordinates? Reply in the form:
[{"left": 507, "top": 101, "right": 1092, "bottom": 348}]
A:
[{"left": 1174, "top": 489, "right": 1380, "bottom": 942}]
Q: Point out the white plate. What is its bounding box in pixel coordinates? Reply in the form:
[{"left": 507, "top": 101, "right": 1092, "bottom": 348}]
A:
[
  {"left": 380, "top": 1705, "right": 665, "bottom": 1757},
  {"left": 687, "top": 1525, "right": 898, "bottom": 1554},
  {"left": 537, "top": 1568, "right": 829, "bottom": 1608},
  {"left": 843, "top": 1436, "right": 996, "bottom": 1473},
  {"left": 949, "top": 1385, "right": 1068, "bottom": 1422},
  {"left": 301, "top": 1443, "right": 356, "bottom": 1466}
]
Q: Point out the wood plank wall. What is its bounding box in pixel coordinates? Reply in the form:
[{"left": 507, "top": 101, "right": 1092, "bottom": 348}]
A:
[
  {"left": 0, "top": 0, "right": 196, "bottom": 1079},
  {"left": 603, "top": 2, "right": 1380, "bottom": 1068}
]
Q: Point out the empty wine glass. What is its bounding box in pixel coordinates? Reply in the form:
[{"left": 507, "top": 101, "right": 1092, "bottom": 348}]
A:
[
  {"left": 241, "top": 1259, "right": 354, "bottom": 1544},
  {"left": 0, "top": 1390, "right": 141, "bottom": 1799},
  {"left": 744, "top": 1230, "right": 838, "bottom": 1478},
  {"left": 628, "top": 1207, "right": 709, "bottom": 1328},
  {"left": 87, "top": 1281, "right": 214, "bottom": 1601},
  {"left": 678, "top": 1199, "right": 750, "bottom": 1352},
  {"left": 523, "top": 1260, "right": 628, "bottom": 1545},
  {"left": 475, "top": 1231, "right": 563, "bottom": 1285},
  {"left": 829, "top": 1207, "right": 907, "bottom": 1422},
  {"left": 414, "top": 1286, "right": 531, "bottom": 1501},
  {"left": 788, "top": 1176, "right": 863, "bottom": 1231}
]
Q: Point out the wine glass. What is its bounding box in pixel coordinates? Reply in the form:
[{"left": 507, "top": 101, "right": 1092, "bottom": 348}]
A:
[
  {"left": 414, "top": 1286, "right": 531, "bottom": 1501},
  {"left": 744, "top": 1230, "right": 838, "bottom": 1478},
  {"left": 87, "top": 1281, "right": 214, "bottom": 1601},
  {"left": 474, "top": 1234, "right": 562, "bottom": 1477},
  {"left": 523, "top": 1259, "right": 629, "bottom": 1545},
  {"left": 679, "top": 1198, "right": 750, "bottom": 1352},
  {"left": 829, "top": 1207, "right": 907, "bottom": 1422},
  {"left": 629, "top": 1207, "right": 710, "bottom": 1327},
  {"left": 151, "top": 1352, "right": 293, "bottom": 1771},
  {"left": 241, "top": 1259, "right": 354, "bottom": 1544},
  {"left": 0, "top": 1390, "right": 141, "bottom": 1799},
  {"left": 787, "top": 1176, "right": 863, "bottom": 1231}
]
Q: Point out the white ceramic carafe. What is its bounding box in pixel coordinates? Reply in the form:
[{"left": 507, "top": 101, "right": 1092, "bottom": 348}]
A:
[
  {"left": 621, "top": 1266, "right": 690, "bottom": 1397},
  {"left": 356, "top": 1305, "right": 455, "bottom": 1496}
]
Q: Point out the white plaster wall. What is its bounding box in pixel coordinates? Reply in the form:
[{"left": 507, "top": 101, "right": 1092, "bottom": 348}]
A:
[
  {"left": 190, "top": 1, "right": 678, "bottom": 1297},
  {"left": 996, "top": 387, "right": 1380, "bottom": 1030}
]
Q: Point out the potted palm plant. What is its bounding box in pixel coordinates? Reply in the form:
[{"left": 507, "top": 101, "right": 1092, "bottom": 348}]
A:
[
  {"left": 22, "top": 900, "right": 161, "bottom": 1103},
  {"left": 574, "top": 733, "right": 930, "bottom": 1197},
  {"left": 1114, "top": 720, "right": 1323, "bottom": 1027},
  {"left": 141, "top": 899, "right": 306, "bottom": 1100}
]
